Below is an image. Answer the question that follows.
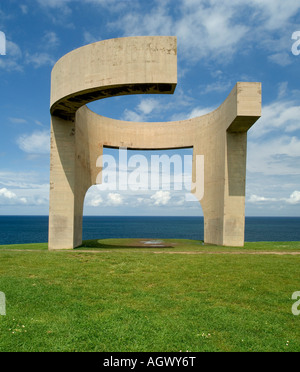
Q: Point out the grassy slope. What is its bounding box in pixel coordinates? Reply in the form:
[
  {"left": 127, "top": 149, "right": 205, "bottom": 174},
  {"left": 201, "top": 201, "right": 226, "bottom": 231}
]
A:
[{"left": 0, "top": 239, "right": 299, "bottom": 352}]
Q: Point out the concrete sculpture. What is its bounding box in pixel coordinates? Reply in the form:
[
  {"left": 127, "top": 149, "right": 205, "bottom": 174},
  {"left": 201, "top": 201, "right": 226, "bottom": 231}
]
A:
[{"left": 49, "top": 36, "right": 261, "bottom": 250}]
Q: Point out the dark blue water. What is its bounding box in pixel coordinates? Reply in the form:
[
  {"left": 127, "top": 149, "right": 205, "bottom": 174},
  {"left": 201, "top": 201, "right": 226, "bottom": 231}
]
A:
[{"left": 0, "top": 216, "right": 299, "bottom": 245}]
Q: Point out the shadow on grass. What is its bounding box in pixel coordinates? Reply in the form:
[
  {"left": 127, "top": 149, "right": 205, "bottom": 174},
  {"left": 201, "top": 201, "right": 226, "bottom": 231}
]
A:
[{"left": 77, "top": 238, "right": 179, "bottom": 250}]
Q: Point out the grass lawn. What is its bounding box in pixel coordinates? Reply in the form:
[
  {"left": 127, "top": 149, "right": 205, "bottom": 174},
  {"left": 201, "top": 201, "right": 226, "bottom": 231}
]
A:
[{"left": 0, "top": 239, "right": 299, "bottom": 352}]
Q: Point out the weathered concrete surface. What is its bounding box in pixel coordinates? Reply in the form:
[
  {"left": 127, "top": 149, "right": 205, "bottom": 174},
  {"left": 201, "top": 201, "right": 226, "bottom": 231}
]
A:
[
  {"left": 49, "top": 36, "right": 261, "bottom": 250},
  {"left": 50, "top": 36, "right": 177, "bottom": 121}
]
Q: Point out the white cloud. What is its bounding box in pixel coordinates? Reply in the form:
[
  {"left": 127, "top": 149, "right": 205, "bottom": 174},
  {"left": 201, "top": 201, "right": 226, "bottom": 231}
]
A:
[
  {"left": 171, "top": 105, "right": 215, "bottom": 121},
  {"left": 188, "top": 106, "right": 216, "bottom": 119},
  {"left": 107, "top": 192, "right": 123, "bottom": 206},
  {"left": 268, "top": 52, "right": 292, "bottom": 67},
  {"left": 43, "top": 31, "right": 59, "bottom": 49},
  {"left": 0, "top": 40, "right": 23, "bottom": 71},
  {"left": 88, "top": 196, "right": 103, "bottom": 207},
  {"left": 9, "top": 117, "right": 28, "bottom": 124},
  {"left": 36, "top": 0, "right": 72, "bottom": 14},
  {"left": 285, "top": 191, "right": 300, "bottom": 204},
  {"left": 277, "top": 82, "right": 288, "bottom": 99},
  {"left": 35, "top": 120, "right": 44, "bottom": 127},
  {"left": 249, "top": 99, "right": 300, "bottom": 138},
  {"left": 0, "top": 188, "right": 18, "bottom": 199},
  {"left": 122, "top": 98, "right": 161, "bottom": 122},
  {"left": 0, "top": 171, "right": 48, "bottom": 189},
  {"left": 248, "top": 135, "right": 300, "bottom": 176},
  {"left": 83, "top": 0, "right": 128, "bottom": 12},
  {"left": 37, "top": 0, "right": 70, "bottom": 7},
  {"left": 0, "top": 171, "right": 49, "bottom": 208},
  {"left": 6, "top": 40, "right": 22, "bottom": 58},
  {"left": 151, "top": 190, "right": 171, "bottom": 206},
  {"left": 178, "top": 3, "right": 249, "bottom": 62},
  {"left": 83, "top": 31, "right": 101, "bottom": 45},
  {"left": 112, "top": 0, "right": 249, "bottom": 62},
  {"left": 86, "top": 191, "right": 124, "bottom": 207},
  {"left": 0, "top": 32, "right": 56, "bottom": 71},
  {"left": 248, "top": 194, "right": 277, "bottom": 203},
  {"left": 123, "top": 109, "right": 145, "bottom": 122},
  {"left": 36, "top": 0, "right": 126, "bottom": 16},
  {"left": 20, "top": 5, "right": 28, "bottom": 14},
  {"left": 111, "top": 0, "right": 300, "bottom": 65},
  {"left": 201, "top": 81, "right": 232, "bottom": 94},
  {"left": 137, "top": 99, "right": 158, "bottom": 116},
  {"left": 25, "top": 51, "right": 55, "bottom": 68},
  {"left": 248, "top": 191, "right": 300, "bottom": 206},
  {"left": 0, "top": 188, "right": 27, "bottom": 205},
  {"left": 249, "top": 0, "right": 300, "bottom": 30},
  {"left": 17, "top": 130, "right": 50, "bottom": 154},
  {"left": 119, "top": 2, "right": 173, "bottom": 37}
]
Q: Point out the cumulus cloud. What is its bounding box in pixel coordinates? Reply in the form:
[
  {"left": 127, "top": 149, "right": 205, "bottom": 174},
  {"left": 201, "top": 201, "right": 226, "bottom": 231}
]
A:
[
  {"left": 36, "top": 0, "right": 128, "bottom": 17},
  {"left": 0, "top": 40, "right": 23, "bottom": 71},
  {"left": 83, "top": 31, "right": 101, "bottom": 44},
  {"left": 25, "top": 51, "right": 55, "bottom": 68},
  {"left": 0, "top": 188, "right": 18, "bottom": 199},
  {"left": 247, "top": 135, "right": 300, "bottom": 176},
  {"left": 0, "top": 172, "right": 49, "bottom": 207},
  {"left": 0, "top": 31, "right": 56, "bottom": 71},
  {"left": 36, "top": 0, "right": 72, "bottom": 14},
  {"left": 88, "top": 196, "right": 103, "bottom": 207},
  {"left": 248, "top": 191, "right": 300, "bottom": 205},
  {"left": 109, "top": 0, "right": 300, "bottom": 66},
  {"left": 0, "top": 171, "right": 48, "bottom": 189},
  {"left": 247, "top": 92, "right": 300, "bottom": 177},
  {"left": 151, "top": 190, "right": 171, "bottom": 206},
  {"left": 123, "top": 109, "right": 145, "bottom": 123},
  {"left": 85, "top": 187, "right": 129, "bottom": 209},
  {"left": 107, "top": 192, "right": 123, "bottom": 206},
  {"left": 28, "top": 0, "right": 300, "bottom": 67},
  {"left": 137, "top": 99, "right": 158, "bottom": 116},
  {"left": 256, "top": 100, "right": 300, "bottom": 135},
  {"left": 277, "top": 82, "right": 288, "bottom": 99},
  {"left": 201, "top": 81, "right": 233, "bottom": 95},
  {"left": 123, "top": 97, "right": 214, "bottom": 123},
  {"left": 17, "top": 130, "right": 50, "bottom": 154},
  {"left": 42, "top": 31, "right": 60, "bottom": 49},
  {"left": 248, "top": 194, "right": 277, "bottom": 203},
  {"left": 114, "top": 0, "right": 248, "bottom": 63},
  {"left": 170, "top": 105, "right": 215, "bottom": 121},
  {"left": 249, "top": 0, "right": 300, "bottom": 30},
  {"left": 122, "top": 98, "right": 161, "bottom": 122},
  {"left": 285, "top": 191, "right": 300, "bottom": 204},
  {"left": 0, "top": 188, "right": 27, "bottom": 205},
  {"left": 268, "top": 52, "right": 292, "bottom": 67}
]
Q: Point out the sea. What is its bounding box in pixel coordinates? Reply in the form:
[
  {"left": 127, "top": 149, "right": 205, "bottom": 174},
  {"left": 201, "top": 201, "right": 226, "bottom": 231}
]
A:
[{"left": 0, "top": 216, "right": 299, "bottom": 245}]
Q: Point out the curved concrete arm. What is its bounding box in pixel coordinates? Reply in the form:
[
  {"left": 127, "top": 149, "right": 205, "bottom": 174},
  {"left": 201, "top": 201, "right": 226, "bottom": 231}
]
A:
[{"left": 50, "top": 36, "right": 177, "bottom": 120}]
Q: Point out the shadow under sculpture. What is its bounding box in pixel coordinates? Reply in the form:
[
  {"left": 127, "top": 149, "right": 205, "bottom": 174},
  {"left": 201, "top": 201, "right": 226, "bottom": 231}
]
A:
[{"left": 49, "top": 36, "right": 261, "bottom": 250}]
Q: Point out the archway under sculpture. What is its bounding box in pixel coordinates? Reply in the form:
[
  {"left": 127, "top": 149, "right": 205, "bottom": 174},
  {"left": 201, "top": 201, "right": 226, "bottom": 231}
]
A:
[{"left": 49, "top": 36, "right": 261, "bottom": 250}]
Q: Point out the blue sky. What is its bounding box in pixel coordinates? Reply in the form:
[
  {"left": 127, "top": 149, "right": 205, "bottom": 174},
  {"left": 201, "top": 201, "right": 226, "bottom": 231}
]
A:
[{"left": 0, "top": 0, "right": 300, "bottom": 217}]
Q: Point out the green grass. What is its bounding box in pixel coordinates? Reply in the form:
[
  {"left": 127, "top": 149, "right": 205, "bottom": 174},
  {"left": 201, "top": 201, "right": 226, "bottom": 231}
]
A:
[{"left": 0, "top": 239, "right": 300, "bottom": 352}]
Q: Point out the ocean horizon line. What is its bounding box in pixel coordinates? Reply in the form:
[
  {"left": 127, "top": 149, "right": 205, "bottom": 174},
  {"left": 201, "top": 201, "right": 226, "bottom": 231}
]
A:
[
  {"left": 0, "top": 215, "right": 300, "bottom": 218},
  {"left": 1, "top": 215, "right": 299, "bottom": 244}
]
